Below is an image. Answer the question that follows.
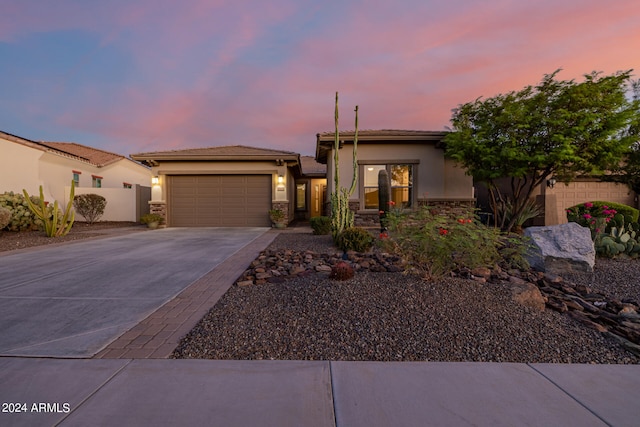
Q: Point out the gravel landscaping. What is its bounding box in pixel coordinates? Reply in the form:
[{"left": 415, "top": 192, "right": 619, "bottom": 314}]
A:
[
  {"left": 2, "top": 224, "right": 638, "bottom": 363},
  {"left": 172, "top": 231, "right": 640, "bottom": 364}
]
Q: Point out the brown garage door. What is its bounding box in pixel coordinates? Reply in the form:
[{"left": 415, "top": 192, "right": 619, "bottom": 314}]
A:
[{"left": 168, "top": 175, "right": 272, "bottom": 227}]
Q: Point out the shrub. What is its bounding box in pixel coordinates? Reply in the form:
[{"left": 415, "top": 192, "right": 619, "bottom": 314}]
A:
[
  {"left": 336, "top": 227, "right": 374, "bottom": 253},
  {"left": 310, "top": 216, "right": 332, "bottom": 235},
  {"left": 73, "top": 194, "right": 107, "bottom": 224},
  {"left": 385, "top": 207, "right": 530, "bottom": 278},
  {"left": 0, "top": 191, "right": 43, "bottom": 231},
  {"left": 0, "top": 206, "right": 11, "bottom": 230},
  {"left": 566, "top": 201, "right": 639, "bottom": 236},
  {"left": 140, "top": 213, "right": 163, "bottom": 224}
]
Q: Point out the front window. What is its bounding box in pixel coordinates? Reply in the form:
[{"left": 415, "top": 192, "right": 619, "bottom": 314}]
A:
[
  {"left": 92, "top": 175, "right": 102, "bottom": 188},
  {"left": 362, "top": 164, "right": 413, "bottom": 209},
  {"left": 72, "top": 171, "right": 81, "bottom": 186}
]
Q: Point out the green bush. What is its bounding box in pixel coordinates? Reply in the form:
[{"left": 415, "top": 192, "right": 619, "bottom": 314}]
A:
[
  {"left": 73, "top": 194, "right": 107, "bottom": 224},
  {"left": 336, "top": 227, "right": 374, "bottom": 253},
  {"left": 566, "top": 201, "right": 639, "bottom": 236},
  {"left": 0, "top": 206, "right": 11, "bottom": 230},
  {"left": 0, "top": 191, "right": 43, "bottom": 231},
  {"left": 310, "top": 216, "right": 332, "bottom": 235},
  {"left": 385, "top": 207, "right": 530, "bottom": 278}
]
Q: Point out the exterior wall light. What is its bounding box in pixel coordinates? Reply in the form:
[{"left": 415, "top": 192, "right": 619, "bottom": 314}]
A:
[
  {"left": 546, "top": 178, "right": 556, "bottom": 189},
  {"left": 278, "top": 175, "right": 284, "bottom": 184},
  {"left": 151, "top": 176, "right": 159, "bottom": 185}
]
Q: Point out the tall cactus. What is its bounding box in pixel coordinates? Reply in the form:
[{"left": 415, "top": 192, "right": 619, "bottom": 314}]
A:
[
  {"left": 330, "top": 92, "right": 359, "bottom": 242},
  {"left": 23, "top": 181, "right": 75, "bottom": 237},
  {"left": 378, "top": 169, "right": 391, "bottom": 232}
]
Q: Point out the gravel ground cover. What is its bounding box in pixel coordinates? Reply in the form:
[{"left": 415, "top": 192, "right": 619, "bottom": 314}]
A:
[
  {"left": 173, "top": 231, "right": 640, "bottom": 364},
  {"left": 0, "top": 222, "right": 144, "bottom": 253}
]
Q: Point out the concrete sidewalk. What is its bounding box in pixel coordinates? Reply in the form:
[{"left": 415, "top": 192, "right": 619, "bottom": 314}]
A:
[{"left": 1, "top": 357, "right": 638, "bottom": 426}]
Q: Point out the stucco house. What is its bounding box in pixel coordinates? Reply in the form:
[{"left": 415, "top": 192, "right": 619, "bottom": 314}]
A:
[
  {"left": 315, "top": 130, "right": 475, "bottom": 225},
  {"left": 130, "top": 130, "right": 475, "bottom": 228},
  {"left": 1, "top": 130, "right": 152, "bottom": 221},
  {"left": 130, "top": 146, "right": 326, "bottom": 227}
]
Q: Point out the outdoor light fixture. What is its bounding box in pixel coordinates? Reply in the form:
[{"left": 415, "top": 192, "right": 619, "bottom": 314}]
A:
[
  {"left": 547, "top": 178, "right": 556, "bottom": 189},
  {"left": 278, "top": 175, "right": 284, "bottom": 184},
  {"left": 151, "top": 176, "right": 159, "bottom": 185}
]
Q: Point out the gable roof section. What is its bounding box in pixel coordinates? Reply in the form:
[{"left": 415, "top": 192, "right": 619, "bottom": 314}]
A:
[
  {"left": 38, "top": 141, "right": 124, "bottom": 167},
  {"left": 1, "top": 130, "right": 125, "bottom": 167},
  {"left": 300, "top": 156, "right": 326, "bottom": 177},
  {"left": 315, "top": 129, "right": 448, "bottom": 164},
  {"left": 131, "top": 145, "right": 300, "bottom": 167}
]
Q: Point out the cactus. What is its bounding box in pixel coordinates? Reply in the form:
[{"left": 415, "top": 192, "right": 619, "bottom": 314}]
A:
[
  {"left": 23, "top": 182, "right": 76, "bottom": 237},
  {"left": 330, "top": 92, "right": 359, "bottom": 242},
  {"left": 0, "top": 192, "right": 43, "bottom": 231},
  {"left": 329, "top": 261, "right": 354, "bottom": 281},
  {"left": 378, "top": 169, "right": 391, "bottom": 233},
  {"left": 595, "top": 221, "right": 640, "bottom": 258}
]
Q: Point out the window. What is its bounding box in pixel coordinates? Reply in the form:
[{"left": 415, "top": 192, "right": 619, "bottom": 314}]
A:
[
  {"left": 362, "top": 164, "right": 413, "bottom": 209},
  {"left": 72, "top": 171, "right": 81, "bottom": 187},
  {"left": 296, "top": 183, "right": 307, "bottom": 210},
  {"left": 92, "top": 175, "right": 102, "bottom": 188},
  {"left": 123, "top": 182, "right": 132, "bottom": 189}
]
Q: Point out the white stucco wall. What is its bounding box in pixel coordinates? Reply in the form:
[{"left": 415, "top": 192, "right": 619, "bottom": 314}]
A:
[
  {"left": 0, "top": 137, "right": 43, "bottom": 196},
  {"left": 71, "top": 186, "right": 148, "bottom": 222}
]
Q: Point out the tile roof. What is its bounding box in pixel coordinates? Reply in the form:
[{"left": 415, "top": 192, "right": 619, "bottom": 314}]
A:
[
  {"left": 317, "top": 129, "right": 448, "bottom": 139},
  {"left": 38, "top": 142, "right": 124, "bottom": 167},
  {"left": 300, "top": 156, "right": 327, "bottom": 176},
  {"left": 131, "top": 144, "right": 300, "bottom": 158},
  {"left": 1, "top": 130, "right": 126, "bottom": 167}
]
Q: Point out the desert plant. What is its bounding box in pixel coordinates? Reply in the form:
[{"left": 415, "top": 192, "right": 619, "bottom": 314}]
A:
[
  {"left": 0, "top": 191, "right": 43, "bottom": 231},
  {"left": 336, "top": 227, "right": 374, "bottom": 253},
  {"left": 310, "top": 216, "right": 331, "bottom": 235},
  {"left": 330, "top": 92, "right": 359, "bottom": 241},
  {"left": 329, "top": 261, "right": 354, "bottom": 281},
  {"left": 268, "top": 209, "right": 285, "bottom": 223},
  {"left": 594, "top": 221, "right": 640, "bottom": 258},
  {"left": 140, "top": 213, "right": 163, "bottom": 224},
  {"left": 378, "top": 169, "right": 391, "bottom": 232},
  {"left": 385, "top": 206, "right": 530, "bottom": 278},
  {"left": 567, "top": 201, "right": 638, "bottom": 234},
  {"left": 497, "top": 198, "right": 543, "bottom": 233},
  {"left": 23, "top": 182, "right": 75, "bottom": 237},
  {"left": 0, "top": 206, "right": 11, "bottom": 230},
  {"left": 73, "top": 194, "right": 107, "bottom": 224}
]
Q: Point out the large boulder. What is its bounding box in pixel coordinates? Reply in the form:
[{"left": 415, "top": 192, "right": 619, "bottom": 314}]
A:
[{"left": 524, "top": 222, "right": 595, "bottom": 274}]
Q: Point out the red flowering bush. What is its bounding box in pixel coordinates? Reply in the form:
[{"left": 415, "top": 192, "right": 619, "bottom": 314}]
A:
[
  {"left": 382, "top": 207, "right": 529, "bottom": 278},
  {"left": 566, "top": 201, "right": 621, "bottom": 235}
]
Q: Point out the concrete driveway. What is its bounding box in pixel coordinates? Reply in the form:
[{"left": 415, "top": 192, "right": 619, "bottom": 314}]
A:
[{"left": 0, "top": 227, "right": 269, "bottom": 358}]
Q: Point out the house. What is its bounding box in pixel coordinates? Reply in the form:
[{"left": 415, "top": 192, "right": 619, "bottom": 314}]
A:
[
  {"left": 130, "top": 130, "right": 476, "bottom": 228},
  {"left": 0, "top": 130, "right": 152, "bottom": 221},
  {"left": 315, "top": 130, "right": 475, "bottom": 225},
  {"left": 130, "top": 146, "right": 326, "bottom": 227}
]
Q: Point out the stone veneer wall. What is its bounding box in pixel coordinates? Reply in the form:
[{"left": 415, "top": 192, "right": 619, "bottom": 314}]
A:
[
  {"left": 349, "top": 199, "right": 477, "bottom": 227},
  {"left": 149, "top": 201, "right": 167, "bottom": 226},
  {"left": 271, "top": 201, "right": 290, "bottom": 224}
]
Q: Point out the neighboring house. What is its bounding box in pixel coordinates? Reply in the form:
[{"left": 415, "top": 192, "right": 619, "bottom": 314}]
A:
[
  {"left": 0, "top": 130, "right": 152, "bottom": 222},
  {"left": 315, "top": 130, "right": 475, "bottom": 225},
  {"left": 130, "top": 146, "right": 326, "bottom": 227}
]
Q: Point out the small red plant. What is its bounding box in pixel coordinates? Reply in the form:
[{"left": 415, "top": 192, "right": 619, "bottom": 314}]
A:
[{"left": 330, "top": 261, "right": 354, "bottom": 281}]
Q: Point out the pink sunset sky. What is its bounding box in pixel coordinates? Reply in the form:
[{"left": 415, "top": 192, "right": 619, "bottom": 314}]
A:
[{"left": 1, "top": 0, "right": 639, "bottom": 156}]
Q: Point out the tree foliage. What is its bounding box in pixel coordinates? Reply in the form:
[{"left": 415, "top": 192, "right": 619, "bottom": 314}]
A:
[{"left": 445, "top": 69, "right": 640, "bottom": 232}]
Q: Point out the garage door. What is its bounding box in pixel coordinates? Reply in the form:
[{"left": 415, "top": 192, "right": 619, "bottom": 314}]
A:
[{"left": 168, "top": 175, "right": 272, "bottom": 227}]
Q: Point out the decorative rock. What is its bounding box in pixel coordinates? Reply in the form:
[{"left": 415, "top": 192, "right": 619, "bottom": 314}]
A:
[
  {"left": 524, "top": 222, "right": 595, "bottom": 274},
  {"left": 510, "top": 281, "right": 546, "bottom": 311},
  {"left": 236, "top": 280, "right": 254, "bottom": 287},
  {"left": 471, "top": 267, "right": 491, "bottom": 279},
  {"left": 315, "top": 265, "right": 332, "bottom": 272}
]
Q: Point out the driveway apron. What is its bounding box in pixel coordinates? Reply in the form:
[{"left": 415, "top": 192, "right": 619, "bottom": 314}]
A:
[{"left": 0, "top": 227, "right": 269, "bottom": 357}]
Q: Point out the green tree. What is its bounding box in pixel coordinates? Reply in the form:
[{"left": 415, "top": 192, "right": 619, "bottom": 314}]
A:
[{"left": 445, "top": 70, "right": 640, "bottom": 232}]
